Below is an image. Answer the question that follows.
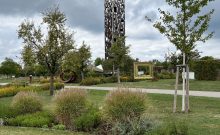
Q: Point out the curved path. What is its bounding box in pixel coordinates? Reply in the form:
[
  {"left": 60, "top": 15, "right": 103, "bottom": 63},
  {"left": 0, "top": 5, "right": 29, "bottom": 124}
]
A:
[{"left": 65, "top": 86, "right": 220, "bottom": 98}]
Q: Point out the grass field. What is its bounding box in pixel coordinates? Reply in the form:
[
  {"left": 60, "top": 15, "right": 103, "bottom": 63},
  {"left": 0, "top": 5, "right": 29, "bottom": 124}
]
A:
[
  {"left": 0, "top": 126, "right": 86, "bottom": 135},
  {"left": 90, "top": 79, "right": 220, "bottom": 91},
  {"left": 0, "top": 89, "right": 220, "bottom": 135}
]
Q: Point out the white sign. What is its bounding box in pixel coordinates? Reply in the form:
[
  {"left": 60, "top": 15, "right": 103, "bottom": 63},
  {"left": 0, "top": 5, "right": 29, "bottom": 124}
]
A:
[
  {"left": 182, "top": 72, "right": 195, "bottom": 80},
  {"left": 138, "top": 71, "right": 144, "bottom": 75}
]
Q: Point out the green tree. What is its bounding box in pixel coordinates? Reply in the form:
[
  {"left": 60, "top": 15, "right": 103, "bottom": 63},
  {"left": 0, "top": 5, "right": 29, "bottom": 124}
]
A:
[
  {"left": 109, "top": 36, "right": 130, "bottom": 83},
  {"left": 151, "top": 0, "right": 215, "bottom": 112},
  {"left": 62, "top": 42, "right": 91, "bottom": 81},
  {"left": 21, "top": 45, "right": 37, "bottom": 76},
  {"left": 0, "top": 58, "right": 21, "bottom": 77},
  {"left": 94, "top": 57, "right": 103, "bottom": 66},
  {"left": 77, "top": 42, "right": 91, "bottom": 80},
  {"left": 18, "top": 7, "right": 74, "bottom": 95}
]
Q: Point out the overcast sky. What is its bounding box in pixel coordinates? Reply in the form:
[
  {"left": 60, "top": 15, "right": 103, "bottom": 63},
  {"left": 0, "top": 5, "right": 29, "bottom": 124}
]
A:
[{"left": 0, "top": 0, "right": 219, "bottom": 63}]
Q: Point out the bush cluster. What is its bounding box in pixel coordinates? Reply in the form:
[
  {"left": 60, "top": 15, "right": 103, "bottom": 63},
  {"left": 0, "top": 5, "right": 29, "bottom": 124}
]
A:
[
  {"left": 0, "top": 83, "right": 64, "bottom": 98},
  {"left": 54, "top": 89, "right": 101, "bottom": 131},
  {"left": 3, "top": 87, "right": 153, "bottom": 134},
  {"left": 6, "top": 111, "right": 54, "bottom": 128},
  {"left": 11, "top": 91, "right": 42, "bottom": 115},
  {"left": 40, "top": 83, "right": 64, "bottom": 91},
  {"left": 0, "top": 86, "right": 41, "bottom": 98},
  {"left": 157, "top": 72, "right": 175, "bottom": 79},
  {"left": 80, "top": 76, "right": 134, "bottom": 86},
  {"left": 194, "top": 60, "right": 219, "bottom": 80}
]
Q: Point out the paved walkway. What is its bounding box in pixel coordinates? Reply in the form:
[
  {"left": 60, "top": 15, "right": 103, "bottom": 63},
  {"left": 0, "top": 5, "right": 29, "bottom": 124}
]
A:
[
  {"left": 65, "top": 86, "right": 220, "bottom": 98},
  {"left": 0, "top": 83, "right": 9, "bottom": 86}
]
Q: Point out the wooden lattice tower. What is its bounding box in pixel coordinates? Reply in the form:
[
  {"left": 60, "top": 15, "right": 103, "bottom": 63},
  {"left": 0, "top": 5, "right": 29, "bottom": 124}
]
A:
[{"left": 104, "top": 0, "right": 125, "bottom": 59}]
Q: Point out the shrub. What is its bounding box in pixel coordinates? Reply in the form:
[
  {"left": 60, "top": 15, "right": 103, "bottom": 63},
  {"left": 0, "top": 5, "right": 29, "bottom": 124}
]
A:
[
  {"left": 157, "top": 72, "right": 175, "bottom": 79},
  {"left": 104, "top": 88, "right": 146, "bottom": 122},
  {"left": 5, "top": 111, "right": 54, "bottom": 128},
  {"left": 111, "top": 116, "right": 153, "bottom": 135},
  {"left": 120, "top": 76, "right": 134, "bottom": 82},
  {"left": 194, "top": 60, "right": 218, "bottom": 80},
  {"left": 52, "top": 124, "right": 66, "bottom": 130},
  {"left": 80, "top": 77, "right": 102, "bottom": 86},
  {"left": 11, "top": 91, "right": 42, "bottom": 115},
  {"left": 103, "top": 76, "right": 117, "bottom": 83},
  {"left": 74, "top": 105, "right": 101, "bottom": 131},
  {"left": 54, "top": 89, "right": 87, "bottom": 129},
  {"left": 40, "top": 83, "right": 64, "bottom": 91}
]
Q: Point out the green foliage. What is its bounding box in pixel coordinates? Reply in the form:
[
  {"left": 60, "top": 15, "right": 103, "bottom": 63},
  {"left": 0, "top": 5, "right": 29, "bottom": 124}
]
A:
[
  {"left": 6, "top": 111, "right": 54, "bottom": 128},
  {"left": 0, "top": 58, "right": 21, "bottom": 77},
  {"left": 80, "top": 77, "right": 102, "bottom": 86},
  {"left": 104, "top": 88, "right": 146, "bottom": 122},
  {"left": 94, "top": 57, "right": 103, "bottom": 66},
  {"left": 74, "top": 106, "right": 101, "bottom": 132},
  {"left": 157, "top": 72, "right": 175, "bottom": 79},
  {"left": 11, "top": 91, "right": 42, "bottom": 115},
  {"left": 111, "top": 117, "right": 153, "bottom": 135},
  {"left": 18, "top": 7, "right": 74, "bottom": 95},
  {"left": 79, "top": 76, "right": 118, "bottom": 86},
  {"left": 152, "top": 0, "right": 214, "bottom": 63},
  {"left": 40, "top": 83, "right": 64, "bottom": 90},
  {"left": 52, "top": 124, "right": 66, "bottom": 130},
  {"left": 54, "top": 89, "right": 87, "bottom": 129},
  {"left": 194, "top": 59, "right": 218, "bottom": 80}
]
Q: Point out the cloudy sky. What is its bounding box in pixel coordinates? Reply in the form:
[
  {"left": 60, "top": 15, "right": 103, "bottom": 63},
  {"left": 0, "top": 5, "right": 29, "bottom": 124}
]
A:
[{"left": 0, "top": 0, "right": 219, "bottom": 63}]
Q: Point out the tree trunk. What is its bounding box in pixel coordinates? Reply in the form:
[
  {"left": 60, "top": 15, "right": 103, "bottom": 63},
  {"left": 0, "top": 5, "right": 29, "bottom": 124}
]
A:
[
  {"left": 50, "top": 74, "right": 55, "bottom": 96},
  {"left": 117, "top": 68, "right": 120, "bottom": 83},
  {"left": 81, "top": 71, "right": 84, "bottom": 80},
  {"left": 173, "top": 66, "right": 179, "bottom": 113},
  {"left": 112, "top": 63, "right": 115, "bottom": 76}
]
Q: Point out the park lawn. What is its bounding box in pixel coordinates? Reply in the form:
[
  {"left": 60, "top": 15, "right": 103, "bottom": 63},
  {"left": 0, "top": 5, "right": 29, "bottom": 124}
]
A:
[
  {"left": 0, "top": 78, "right": 13, "bottom": 83},
  {"left": 91, "top": 79, "right": 220, "bottom": 91},
  {"left": 0, "top": 126, "right": 86, "bottom": 135},
  {"left": 0, "top": 90, "right": 220, "bottom": 135}
]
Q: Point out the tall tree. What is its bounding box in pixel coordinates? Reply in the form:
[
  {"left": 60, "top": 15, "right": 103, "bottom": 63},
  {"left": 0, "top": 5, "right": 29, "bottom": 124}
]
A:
[
  {"left": 0, "top": 58, "right": 21, "bottom": 77},
  {"left": 109, "top": 36, "right": 130, "bottom": 83},
  {"left": 151, "top": 0, "right": 215, "bottom": 112},
  {"left": 21, "top": 45, "right": 37, "bottom": 76},
  {"left": 18, "top": 7, "right": 74, "bottom": 95}
]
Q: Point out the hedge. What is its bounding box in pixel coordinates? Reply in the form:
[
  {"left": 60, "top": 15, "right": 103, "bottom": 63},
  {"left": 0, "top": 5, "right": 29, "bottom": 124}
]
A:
[{"left": 194, "top": 60, "right": 219, "bottom": 80}]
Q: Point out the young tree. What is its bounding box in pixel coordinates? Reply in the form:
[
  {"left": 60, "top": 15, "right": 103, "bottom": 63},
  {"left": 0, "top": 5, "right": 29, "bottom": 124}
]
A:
[
  {"left": 21, "top": 45, "right": 37, "bottom": 76},
  {"left": 18, "top": 7, "right": 74, "bottom": 95},
  {"left": 0, "top": 58, "right": 21, "bottom": 77},
  {"left": 152, "top": 0, "right": 215, "bottom": 112},
  {"left": 77, "top": 42, "right": 91, "bottom": 80},
  {"left": 109, "top": 36, "right": 130, "bottom": 83},
  {"left": 62, "top": 42, "right": 91, "bottom": 81}
]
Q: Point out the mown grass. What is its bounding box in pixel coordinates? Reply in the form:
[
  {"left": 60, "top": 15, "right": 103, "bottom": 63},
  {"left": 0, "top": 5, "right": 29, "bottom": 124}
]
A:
[
  {"left": 90, "top": 79, "right": 220, "bottom": 91},
  {"left": 0, "top": 90, "right": 220, "bottom": 135}
]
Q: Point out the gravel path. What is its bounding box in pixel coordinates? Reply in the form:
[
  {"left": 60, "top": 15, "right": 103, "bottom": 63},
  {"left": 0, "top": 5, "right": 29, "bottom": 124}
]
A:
[{"left": 65, "top": 86, "right": 220, "bottom": 98}]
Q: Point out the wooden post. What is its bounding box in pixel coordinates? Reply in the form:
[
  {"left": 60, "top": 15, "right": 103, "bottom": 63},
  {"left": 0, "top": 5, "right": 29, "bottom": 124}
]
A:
[
  {"left": 185, "top": 65, "right": 190, "bottom": 113},
  {"left": 173, "top": 66, "right": 179, "bottom": 113}
]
